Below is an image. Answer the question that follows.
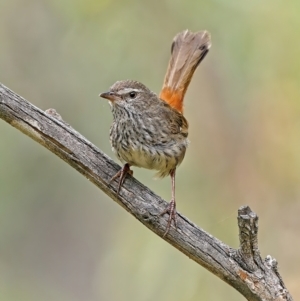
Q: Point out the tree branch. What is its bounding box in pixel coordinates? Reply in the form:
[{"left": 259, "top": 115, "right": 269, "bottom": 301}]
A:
[{"left": 0, "top": 83, "right": 293, "bottom": 301}]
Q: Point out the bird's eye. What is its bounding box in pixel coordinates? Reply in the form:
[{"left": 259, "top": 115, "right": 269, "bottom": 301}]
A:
[{"left": 129, "top": 91, "right": 137, "bottom": 99}]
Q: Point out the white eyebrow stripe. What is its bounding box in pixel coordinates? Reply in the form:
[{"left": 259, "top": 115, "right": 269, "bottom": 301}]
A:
[{"left": 118, "top": 88, "right": 141, "bottom": 94}]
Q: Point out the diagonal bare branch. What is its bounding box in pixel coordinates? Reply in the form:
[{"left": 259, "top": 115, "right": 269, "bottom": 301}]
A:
[{"left": 0, "top": 83, "right": 293, "bottom": 301}]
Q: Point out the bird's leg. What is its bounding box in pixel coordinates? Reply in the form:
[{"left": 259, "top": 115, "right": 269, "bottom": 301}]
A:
[
  {"left": 109, "top": 163, "right": 133, "bottom": 194},
  {"left": 160, "top": 168, "right": 177, "bottom": 236}
]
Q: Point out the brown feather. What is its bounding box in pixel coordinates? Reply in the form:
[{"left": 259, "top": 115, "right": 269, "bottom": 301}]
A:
[{"left": 160, "top": 30, "right": 211, "bottom": 113}]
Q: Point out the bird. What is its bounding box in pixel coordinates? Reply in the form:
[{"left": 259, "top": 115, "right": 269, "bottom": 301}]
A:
[{"left": 100, "top": 30, "right": 211, "bottom": 236}]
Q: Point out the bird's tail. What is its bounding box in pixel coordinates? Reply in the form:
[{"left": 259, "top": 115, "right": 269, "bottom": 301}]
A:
[{"left": 160, "top": 30, "right": 211, "bottom": 113}]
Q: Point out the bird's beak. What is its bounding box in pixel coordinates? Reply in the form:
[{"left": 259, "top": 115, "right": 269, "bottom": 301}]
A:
[{"left": 99, "top": 91, "right": 119, "bottom": 102}]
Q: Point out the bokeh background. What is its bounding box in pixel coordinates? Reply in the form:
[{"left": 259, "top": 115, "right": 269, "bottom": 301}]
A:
[{"left": 1, "top": 0, "right": 300, "bottom": 300}]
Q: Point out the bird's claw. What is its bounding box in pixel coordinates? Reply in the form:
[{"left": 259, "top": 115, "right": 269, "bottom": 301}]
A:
[
  {"left": 109, "top": 163, "right": 133, "bottom": 194},
  {"left": 159, "top": 199, "right": 177, "bottom": 237}
]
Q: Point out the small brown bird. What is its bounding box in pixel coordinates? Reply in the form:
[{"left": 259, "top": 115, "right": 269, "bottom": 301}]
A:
[{"left": 100, "top": 30, "right": 211, "bottom": 235}]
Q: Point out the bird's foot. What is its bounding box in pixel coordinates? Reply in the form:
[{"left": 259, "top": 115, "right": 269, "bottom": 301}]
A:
[
  {"left": 159, "top": 199, "right": 177, "bottom": 237},
  {"left": 109, "top": 163, "right": 133, "bottom": 194}
]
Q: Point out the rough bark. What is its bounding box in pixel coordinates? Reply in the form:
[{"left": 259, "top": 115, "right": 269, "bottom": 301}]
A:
[{"left": 0, "top": 83, "right": 293, "bottom": 301}]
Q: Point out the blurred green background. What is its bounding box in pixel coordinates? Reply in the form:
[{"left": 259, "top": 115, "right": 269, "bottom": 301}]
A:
[{"left": 1, "top": 0, "right": 300, "bottom": 300}]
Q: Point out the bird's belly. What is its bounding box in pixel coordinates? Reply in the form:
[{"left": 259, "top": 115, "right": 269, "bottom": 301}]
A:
[{"left": 112, "top": 141, "right": 187, "bottom": 178}]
